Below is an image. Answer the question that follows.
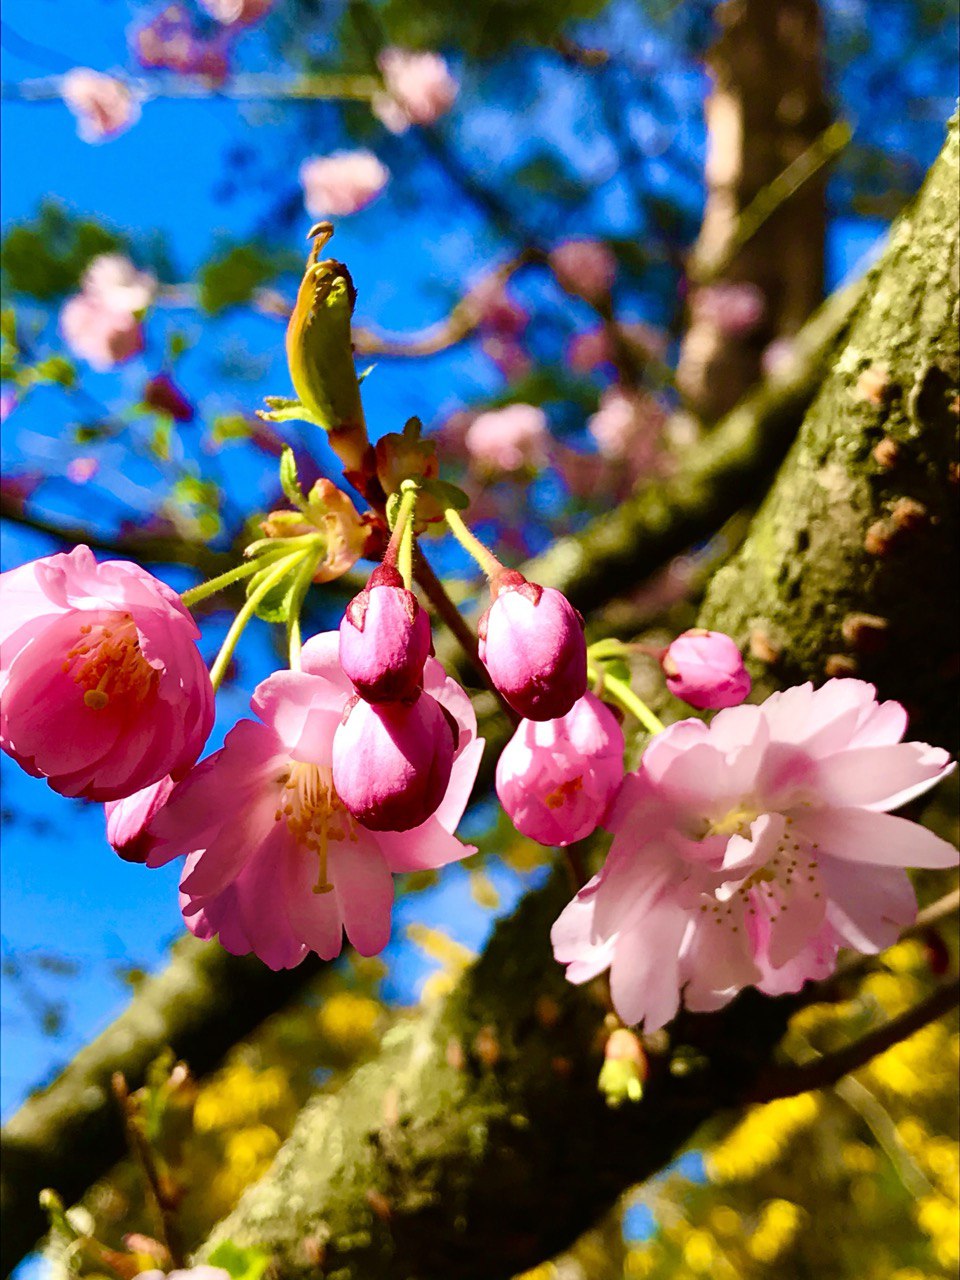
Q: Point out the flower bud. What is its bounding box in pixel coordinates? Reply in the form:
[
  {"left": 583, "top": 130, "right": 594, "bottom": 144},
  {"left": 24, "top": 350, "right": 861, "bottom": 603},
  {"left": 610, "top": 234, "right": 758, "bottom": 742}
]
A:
[
  {"left": 478, "top": 574, "right": 587, "bottom": 721},
  {"left": 332, "top": 691, "right": 455, "bottom": 832},
  {"left": 339, "top": 565, "right": 432, "bottom": 702},
  {"left": 598, "top": 1028, "right": 648, "bottom": 1108},
  {"left": 496, "top": 693, "right": 623, "bottom": 846},
  {"left": 661, "top": 628, "right": 751, "bottom": 710}
]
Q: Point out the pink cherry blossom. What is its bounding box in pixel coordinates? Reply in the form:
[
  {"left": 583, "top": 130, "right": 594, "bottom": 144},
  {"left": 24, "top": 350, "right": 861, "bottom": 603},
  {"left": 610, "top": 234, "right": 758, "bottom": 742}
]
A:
[
  {"left": 567, "top": 322, "right": 668, "bottom": 374},
  {"left": 689, "top": 282, "right": 765, "bottom": 336},
  {"left": 586, "top": 388, "right": 668, "bottom": 474},
  {"left": 467, "top": 276, "right": 528, "bottom": 338},
  {"left": 105, "top": 775, "right": 176, "bottom": 862},
  {"left": 61, "top": 69, "right": 140, "bottom": 143},
  {"left": 496, "top": 693, "right": 624, "bottom": 846},
  {"left": 82, "top": 254, "right": 157, "bottom": 314},
  {"left": 0, "top": 546, "right": 214, "bottom": 802},
  {"left": 132, "top": 6, "right": 229, "bottom": 82},
  {"left": 339, "top": 567, "right": 432, "bottom": 702},
  {"left": 662, "top": 628, "right": 751, "bottom": 710},
  {"left": 552, "top": 679, "right": 956, "bottom": 1030},
  {"left": 197, "top": 0, "right": 272, "bottom": 26},
  {"left": 480, "top": 334, "right": 532, "bottom": 381},
  {"left": 374, "top": 48, "right": 458, "bottom": 134},
  {"left": 479, "top": 575, "right": 587, "bottom": 721},
  {"left": 60, "top": 293, "right": 145, "bottom": 371},
  {"left": 146, "top": 634, "right": 483, "bottom": 968},
  {"left": 465, "top": 404, "right": 549, "bottom": 473},
  {"left": 549, "top": 240, "right": 617, "bottom": 303},
  {"left": 299, "top": 151, "right": 389, "bottom": 218},
  {"left": 333, "top": 691, "right": 455, "bottom": 832},
  {"left": 66, "top": 457, "right": 100, "bottom": 485}
]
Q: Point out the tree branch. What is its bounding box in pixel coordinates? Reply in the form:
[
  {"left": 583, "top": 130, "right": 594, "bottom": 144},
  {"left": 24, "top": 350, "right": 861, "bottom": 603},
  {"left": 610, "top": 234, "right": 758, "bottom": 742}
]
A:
[{"left": 749, "top": 977, "right": 959, "bottom": 1103}]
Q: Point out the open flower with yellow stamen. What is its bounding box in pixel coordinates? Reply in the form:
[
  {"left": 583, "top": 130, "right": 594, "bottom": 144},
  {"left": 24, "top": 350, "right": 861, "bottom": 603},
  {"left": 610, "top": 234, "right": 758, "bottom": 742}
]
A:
[
  {"left": 146, "top": 633, "right": 483, "bottom": 969},
  {"left": 0, "top": 545, "right": 213, "bottom": 801},
  {"left": 552, "top": 679, "right": 956, "bottom": 1030}
]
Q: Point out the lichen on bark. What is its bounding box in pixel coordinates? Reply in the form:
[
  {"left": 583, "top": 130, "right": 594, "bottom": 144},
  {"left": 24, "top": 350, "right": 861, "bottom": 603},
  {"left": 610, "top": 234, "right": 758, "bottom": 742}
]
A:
[
  {"left": 196, "top": 117, "right": 959, "bottom": 1280},
  {"left": 701, "top": 114, "right": 959, "bottom": 751}
]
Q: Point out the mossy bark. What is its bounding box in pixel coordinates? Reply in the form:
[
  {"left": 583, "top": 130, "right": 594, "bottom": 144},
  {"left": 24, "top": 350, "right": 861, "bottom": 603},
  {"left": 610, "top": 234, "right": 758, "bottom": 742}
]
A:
[
  {"left": 701, "top": 114, "right": 959, "bottom": 751},
  {"left": 196, "top": 119, "right": 959, "bottom": 1278}
]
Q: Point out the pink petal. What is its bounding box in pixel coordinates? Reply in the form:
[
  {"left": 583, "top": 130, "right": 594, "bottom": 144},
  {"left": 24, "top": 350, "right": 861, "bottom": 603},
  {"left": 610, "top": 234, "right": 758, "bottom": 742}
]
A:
[
  {"left": 813, "top": 744, "right": 953, "bottom": 812},
  {"left": 251, "top": 668, "right": 344, "bottom": 762},
  {"left": 300, "top": 630, "right": 355, "bottom": 696},
  {"left": 284, "top": 845, "right": 345, "bottom": 960},
  {"left": 375, "top": 814, "right": 474, "bottom": 873},
  {"left": 821, "top": 858, "right": 917, "bottom": 952},
  {"left": 329, "top": 833, "right": 393, "bottom": 955},
  {"left": 795, "top": 806, "right": 960, "bottom": 869},
  {"left": 609, "top": 899, "right": 687, "bottom": 1030}
]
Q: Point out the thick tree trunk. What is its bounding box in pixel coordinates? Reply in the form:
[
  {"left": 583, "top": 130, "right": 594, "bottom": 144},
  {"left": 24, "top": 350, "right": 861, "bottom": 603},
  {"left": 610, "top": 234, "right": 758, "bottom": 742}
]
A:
[
  {"left": 194, "top": 120, "right": 959, "bottom": 1278},
  {"left": 676, "top": 0, "right": 832, "bottom": 424}
]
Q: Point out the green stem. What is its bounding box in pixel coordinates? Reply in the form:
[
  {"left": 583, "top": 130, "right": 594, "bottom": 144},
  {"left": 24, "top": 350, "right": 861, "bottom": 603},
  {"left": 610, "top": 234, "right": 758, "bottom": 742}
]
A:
[
  {"left": 208, "top": 552, "right": 304, "bottom": 693},
  {"left": 593, "top": 668, "right": 665, "bottom": 736},
  {"left": 444, "top": 507, "right": 503, "bottom": 579},
  {"left": 180, "top": 558, "right": 263, "bottom": 609},
  {"left": 286, "top": 550, "right": 323, "bottom": 672},
  {"left": 390, "top": 484, "right": 419, "bottom": 590}
]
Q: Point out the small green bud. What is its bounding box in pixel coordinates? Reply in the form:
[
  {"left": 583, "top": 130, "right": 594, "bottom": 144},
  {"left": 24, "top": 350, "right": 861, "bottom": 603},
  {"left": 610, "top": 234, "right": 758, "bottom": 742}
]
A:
[{"left": 599, "top": 1027, "right": 648, "bottom": 1108}]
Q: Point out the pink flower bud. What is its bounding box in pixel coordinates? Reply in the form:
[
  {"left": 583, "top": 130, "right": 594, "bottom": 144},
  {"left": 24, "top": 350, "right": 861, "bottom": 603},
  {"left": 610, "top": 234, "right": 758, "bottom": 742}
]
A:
[
  {"left": 661, "top": 628, "right": 751, "bottom": 710},
  {"left": 549, "top": 239, "right": 616, "bottom": 303},
  {"left": 478, "top": 575, "right": 587, "bottom": 721},
  {"left": 332, "top": 691, "right": 455, "bottom": 831},
  {"left": 339, "top": 565, "right": 432, "bottom": 702},
  {"left": 496, "top": 693, "right": 624, "bottom": 846}
]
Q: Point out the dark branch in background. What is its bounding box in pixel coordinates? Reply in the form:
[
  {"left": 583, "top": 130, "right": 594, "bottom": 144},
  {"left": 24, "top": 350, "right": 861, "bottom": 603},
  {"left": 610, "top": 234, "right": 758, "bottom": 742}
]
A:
[
  {"left": 749, "top": 977, "right": 960, "bottom": 1103},
  {"left": 0, "top": 938, "right": 326, "bottom": 1276}
]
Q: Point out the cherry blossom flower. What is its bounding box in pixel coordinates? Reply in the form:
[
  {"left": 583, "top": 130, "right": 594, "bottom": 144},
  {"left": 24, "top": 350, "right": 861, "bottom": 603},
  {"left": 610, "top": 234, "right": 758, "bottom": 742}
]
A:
[
  {"left": 552, "top": 679, "right": 956, "bottom": 1030},
  {"left": 374, "top": 48, "right": 458, "bottom": 134},
  {"left": 465, "top": 403, "right": 549, "bottom": 473},
  {"left": 60, "top": 293, "right": 145, "bottom": 371},
  {"left": 467, "top": 276, "right": 528, "bottom": 338},
  {"left": 146, "top": 634, "right": 483, "bottom": 968},
  {"left": 586, "top": 388, "right": 668, "bottom": 476},
  {"left": 299, "top": 151, "right": 389, "bottom": 218},
  {"left": 0, "top": 546, "right": 214, "bottom": 802},
  {"left": 132, "top": 6, "right": 229, "bottom": 82},
  {"left": 689, "top": 282, "right": 765, "bottom": 336},
  {"left": 197, "top": 0, "right": 272, "bottom": 26},
  {"left": 496, "top": 693, "right": 624, "bottom": 846},
  {"left": 61, "top": 69, "right": 140, "bottom": 143},
  {"left": 66, "top": 457, "right": 100, "bottom": 485},
  {"left": 662, "top": 628, "right": 751, "bottom": 710},
  {"left": 549, "top": 240, "right": 617, "bottom": 303},
  {"left": 479, "top": 574, "right": 587, "bottom": 721},
  {"left": 82, "top": 254, "right": 157, "bottom": 314}
]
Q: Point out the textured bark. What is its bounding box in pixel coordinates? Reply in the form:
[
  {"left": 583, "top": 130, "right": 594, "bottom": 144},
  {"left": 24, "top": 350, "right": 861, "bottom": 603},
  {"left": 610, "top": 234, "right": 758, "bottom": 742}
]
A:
[
  {"left": 0, "top": 938, "right": 325, "bottom": 1276},
  {"left": 676, "top": 0, "right": 832, "bottom": 424},
  {"left": 194, "top": 119, "right": 959, "bottom": 1279},
  {"left": 702, "top": 114, "right": 960, "bottom": 751}
]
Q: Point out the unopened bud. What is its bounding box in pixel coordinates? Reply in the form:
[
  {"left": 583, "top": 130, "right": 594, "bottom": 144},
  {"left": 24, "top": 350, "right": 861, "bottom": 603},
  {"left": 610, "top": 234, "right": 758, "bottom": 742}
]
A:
[
  {"left": 662, "top": 628, "right": 751, "bottom": 709},
  {"left": 340, "top": 564, "right": 432, "bottom": 701},
  {"left": 599, "top": 1028, "right": 647, "bottom": 1107}
]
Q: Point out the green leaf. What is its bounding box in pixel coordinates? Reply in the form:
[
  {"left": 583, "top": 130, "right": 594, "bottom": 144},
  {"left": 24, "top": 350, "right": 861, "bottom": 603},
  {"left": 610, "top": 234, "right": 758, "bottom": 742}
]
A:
[
  {"left": 198, "top": 242, "right": 298, "bottom": 315},
  {"left": 279, "top": 446, "right": 308, "bottom": 511},
  {"left": 257, "top": 396, "right": 321, "bottom": 427},
  {"left": 1, "top": 200, "right": 124, "bottom": 299},
  {"left": 420, "top": 477, "right": 469, "bottom": 511},
  {"left": 207, "top": 1241, "right": 272, "bottom": 1280},
  {"left": 25, "top": 355, "right": 76, "bottom": 389},
  {"left": 245, "top": 550, "right": 309, "bottom": 624},
  {"left": 211, "top": 412, "right": 254, "bottom": 445}
]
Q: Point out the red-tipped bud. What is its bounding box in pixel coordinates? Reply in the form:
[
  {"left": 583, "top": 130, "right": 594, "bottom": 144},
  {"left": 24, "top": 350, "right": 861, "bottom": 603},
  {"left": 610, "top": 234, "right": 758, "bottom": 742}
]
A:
[
  {"left": 339, "top": 565, "right": 432, "bottom": 702},
  {"left": 661, "top": 628, "right": 751, "bottom": 710},
  {"left": 332, "top": 690, "right": 455, "bottom": 832},
  {"left": 478, "top": 577, "right": 587, "bottom": 721}
]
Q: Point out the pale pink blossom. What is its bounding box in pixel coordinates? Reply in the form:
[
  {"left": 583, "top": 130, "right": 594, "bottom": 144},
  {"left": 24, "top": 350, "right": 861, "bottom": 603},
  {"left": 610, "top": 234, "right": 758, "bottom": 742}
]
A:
[
  {"left": 66, "top": 457, "right": 100, "bottom": 485},
  {"left": 690, "top": 282, "right": 765, "bottom": 336},
  {"left": 82, "top": 254, "right": 157, "bottom": 314},
  {"left": 299, "top": 151, "right": 389, "bottom": 218},
  {"left": 496, "top": 693, "right": 624, "bottom": 846},
  {"left": 197, "top": 0, "right": 272, "bottom": 26},
  {"left": 465, "top": 403, "right": 549, "bottom": 473},
  {"left": 0, "top": 546, "right": 214, "bottom": 802},
  {"left": 373, "top": 48, "right": 458, "bottom": 134},
  {"left": 587, "top": 388, "right": 667, "bottom": 469},
  {"left": 60, "top": 293, "right": 145, "bottom": 371},
  {"left": 467, "top": 276, "right": 528, "bottom": 338},
  {"left": 480, "top": 334, "right": 531, "bottom": 381},
  {"left": 549, "top": 240, "right": 616, "bottom": 303},
  {"left": 567, "top": 321, "right": 668, "bottom": 374},
  {"left": 137, "top": 1268, "right": 231, "bottom": 1280},
  {"left": 146, "top": 633, "right": 483, "bottom": 968},
  {"left": 553, "top": 679, "right": 956, "bottom": 1030},
  {"left": 479, "top": 575, "right": 587, "bottom": 721},
  {"left": 662, "top": 628, "right": 751, "bottom": 710},
  {"left": 132, "top": 7, "right": 229, "bottom": 81},
  {"left": 762, "top": 337, "right": 798, "bottom": 378},
  {"left": 61, "top": 69, "right": 140, "bottom": 143}
]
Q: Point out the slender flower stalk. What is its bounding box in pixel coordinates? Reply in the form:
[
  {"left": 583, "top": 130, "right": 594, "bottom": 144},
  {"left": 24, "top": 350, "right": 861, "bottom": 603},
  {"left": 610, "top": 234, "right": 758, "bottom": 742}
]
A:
[
  {"left": 590, "top": 666, "right": 664, "bottom": 735},
  {"left": 444, "top": 506, "right": 503, "bottom": 579},
  {"left": 208, "top": 551, "right": 304, "bottom": 691},
  {"left": 179, "top": 557, "right": 264, "bottom": 609}
]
